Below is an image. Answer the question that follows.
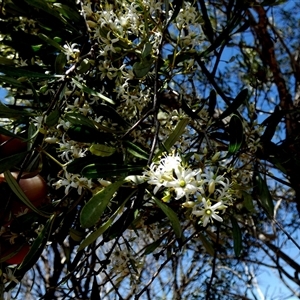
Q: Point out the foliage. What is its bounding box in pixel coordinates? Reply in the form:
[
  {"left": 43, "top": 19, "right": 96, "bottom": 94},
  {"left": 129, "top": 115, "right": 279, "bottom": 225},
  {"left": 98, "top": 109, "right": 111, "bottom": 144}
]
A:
[{"left": 0, "top": 0, "right": 299, "bottom": 299}]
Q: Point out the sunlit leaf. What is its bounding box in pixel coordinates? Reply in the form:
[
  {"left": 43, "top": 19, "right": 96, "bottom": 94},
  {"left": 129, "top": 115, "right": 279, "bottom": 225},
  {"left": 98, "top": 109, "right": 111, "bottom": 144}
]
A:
[
  {"left": 124, "top": 140, "right": 149, "bottom": 160},
  {"left": 72, "top": 78, "right": 115, "bottom": 104},
  {"left": 78, "top": 192, "right": 131, "bottom": 250},
  {"left": 89, "top": 144, "right": 116, "bottom": 157},
  {"left": 80, "top": 180, "right": 124, "bottom": 228},
  {"left": 154, "top": 117, "right": 189, "bottom": 160}
]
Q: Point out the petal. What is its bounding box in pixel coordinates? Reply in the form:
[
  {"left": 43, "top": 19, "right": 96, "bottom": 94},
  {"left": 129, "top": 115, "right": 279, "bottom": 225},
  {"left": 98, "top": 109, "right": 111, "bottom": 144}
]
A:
[
  {"left": 212, "top": 213, "right": 223, "bottom": 223},
  {"left": 202, "top": 216, "right": 209, "bottom": 227}
]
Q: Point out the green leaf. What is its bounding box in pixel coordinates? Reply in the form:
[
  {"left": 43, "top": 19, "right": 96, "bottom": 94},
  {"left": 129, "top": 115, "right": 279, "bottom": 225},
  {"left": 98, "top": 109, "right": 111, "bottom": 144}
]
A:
[
  {"left": 64, "top": 112, "right": 95, "bottom": 128},
  {"left": 242, "top": 191, "right": 255, "bottom": 212},
  {"left": 152, "top": 196, "right": 182, "bottom": 238},
  {"left": 208, "top": 90, "right": 216, "bottom": 117},
  {"left": 0, "top": 65, "right": 56, "bottom": 78},
  {"left": 89, "top": 144, "right": 116, "bottom": 157},
  {"left": 55, "top": 52, "right": 67, "bottom": 74},
  {"left": 25, "top": 0, "right": 61, "bottom": 18},
  {"left": 133, "top": 59, "right": 153, "bottom": 78},
  {"left": 231, "top": 217, "right": 242, "bottom": 257},
  {"left": 82, "top": 163, "right": 145, "bottom": 179},
  {"left": 0, "top": 102, "right": 34, "bottom": 118},
  {"left": 4, "top": 171, "right": 50, "bottom": 218},
  {"left": 72, "top": 79, "right": 115, "bottom": 104},
  {"left": 53, "top": 3, "right": 81, "bottom": 22},
  {"left": 254, "top": 172, "right": 274, "bottom": 218},
  {"left": 220, "top": 88, "right": 248, "bottom": 119},
  {"left": 80, "top": 180, "right": 124, "bottom": 228},
  {"left": 38, "top": 33, "right": 65, "bottom": 52},
  {"left": 228, "top": 114, "right": 244, "bottom": 154},
  {"left": 124, "top": 141, "right": 149, "bottom": 160},
  {"left": 154, "top": 117, "right": 189, "bottom": 160},
  {"left": 198, "top": 233, "right": 215, "bottom": 256},
  {"left": 66, "top": 154, "right": 122, "bottom": 173},
  {"left": 18, "top": 214, "right": 55, "bottom": 269},
  {"left": 0, "top": 75, "right": 26, "bottom": 88},
  {"left": 77, "top": 58, "right": 91, "bottom": 74},
  {"left": 141, "top": 42, "right": 152, "bottom": 59},
  {"left": 143, "top": 239, "right": 163, "bottom": 255},
  {"left": 46, "top": 109, "right": 60, "bottom": 127},
  {"left": 67, "top": 125, "right": 105, "bottom": 143},
  {"left": 0, "top": 56, "right": 16, "bottom": 65},
  {"left": 0, "top": 152, "right": 28, "bottom": 173},
  {"left": 78, "top": 192, "right": 131, "bottom": 250}
]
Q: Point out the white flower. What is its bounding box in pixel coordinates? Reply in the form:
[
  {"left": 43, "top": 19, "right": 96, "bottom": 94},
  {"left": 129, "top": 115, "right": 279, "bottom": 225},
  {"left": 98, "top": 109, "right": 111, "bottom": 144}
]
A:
[
  {"left": 3, "top": 268, "right": 19, "bottom": 284},
  {"left": 144, "top": 163, "right": 167, "bottom": 194},
  {"left": 192, "top": 198, "right": 225, "bottom": 227},
  {"left": 165, "top": 165, "right": 199, "bottom": 200},
  {"left": 53, "top": 171, "right": 92, "bottom": 195},
  {"left": 63, "top": 43, "right": 80, "bottom": 61},
  {"left": 198, "top": 171, "right": 228, "bottom": 195}
]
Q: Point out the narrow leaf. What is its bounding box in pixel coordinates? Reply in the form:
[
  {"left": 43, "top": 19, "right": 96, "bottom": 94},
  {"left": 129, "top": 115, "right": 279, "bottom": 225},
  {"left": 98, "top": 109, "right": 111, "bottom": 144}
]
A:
[
  {"left": 124, "top": 141, "right": 149, "bottom": 160},
  {"left": 18, "top": 214, "right": 55, "bottom": 269},
  {"left": 0, "top": 65, "right": 56, "bottom": 78},
  {"left": 64, "top": 112, "right": 96, "bottom": 128},
  {"left": 72, "top": 79, "right": 115, "bottom": 104},
  {"left": 0, "top": 102, "right": 34, "bottom": 118},
  {"left": 198, "top": 233, "right": 215, "bottom": 256},
  {"left": 220, "top": 88, "right": 248, "bottom": 119},
  {"left": 82, "top": 163, "right": 145, "bottom": 179},
  {"left": 208, "top": 90, "right": 216, "bottom": 117},
  {"left": 228, "top": 114, "right": 244, "bottom": 154},
  {"left": 254, "top": 172, "right": 274, "bottom": 218},
  {"left": 78, "top": 193, "right": 130, "bottom": 250},
  {"left": 4, "top": 171, "right": 50, "bottom": 217},
  {"left": 152, "top": 196, "right": 182, "bottom": 238},
  {"left": 38, "top": 33, "right": 65, "bottom": 52},
  {"left": 80, "top": 180, "right": 124, "bottom": 228},
  {"left": 154, "top": 117, "right": 189, "bottom": 160},
  {"left": 0, "top": 152, "right": 28, "bottom": 173},
  {"left": 231, "top": 217, "right": 242, "bottom": 257},
  {"left": 143, "top": 239, "right": 163, "bottom": 255}
]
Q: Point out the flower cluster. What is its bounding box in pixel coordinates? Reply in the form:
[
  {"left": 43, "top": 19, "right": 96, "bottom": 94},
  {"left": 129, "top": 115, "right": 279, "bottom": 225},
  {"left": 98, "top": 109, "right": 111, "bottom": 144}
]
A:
[{"left": 143, "top": 153, "right": 233, "bottom": 227}]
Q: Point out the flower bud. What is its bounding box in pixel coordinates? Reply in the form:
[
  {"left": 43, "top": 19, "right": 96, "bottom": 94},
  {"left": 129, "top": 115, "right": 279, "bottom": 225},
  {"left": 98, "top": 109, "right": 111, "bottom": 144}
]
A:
[
  {"left": 211, "top": 152, "right": 220, "bottom": 162},
  {"left": 208, "top": 181, "right": 215, "bottom": 194}
]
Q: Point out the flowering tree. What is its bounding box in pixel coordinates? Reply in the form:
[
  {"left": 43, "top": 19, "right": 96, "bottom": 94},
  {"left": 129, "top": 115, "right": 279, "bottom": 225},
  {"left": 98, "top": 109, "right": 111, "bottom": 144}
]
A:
[{"left": 0, "top": 0, "right": 300, "bottom": 299}]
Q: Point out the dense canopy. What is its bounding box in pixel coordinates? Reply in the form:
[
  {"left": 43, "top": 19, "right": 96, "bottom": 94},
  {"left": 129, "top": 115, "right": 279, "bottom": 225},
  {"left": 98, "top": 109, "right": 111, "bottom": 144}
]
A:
[{"left": 0, "top": 0, "right": 300, "bottom": 299}]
